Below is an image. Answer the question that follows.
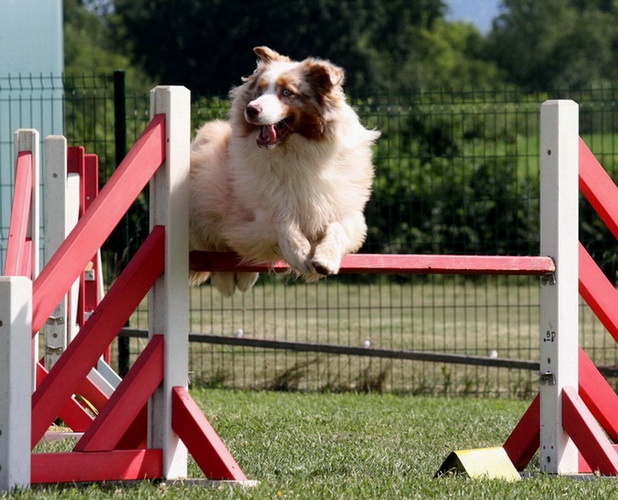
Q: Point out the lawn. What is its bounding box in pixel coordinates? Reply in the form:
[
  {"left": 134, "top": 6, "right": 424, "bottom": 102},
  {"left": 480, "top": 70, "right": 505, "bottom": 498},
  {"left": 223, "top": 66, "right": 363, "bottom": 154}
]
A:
[{"left": 17, "top": 390, "right": 618, "bottom": 499}]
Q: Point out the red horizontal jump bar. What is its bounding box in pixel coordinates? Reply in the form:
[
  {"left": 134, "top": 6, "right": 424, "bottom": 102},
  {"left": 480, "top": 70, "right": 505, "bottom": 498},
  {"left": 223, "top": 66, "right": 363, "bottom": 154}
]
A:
[{"left": 190, "top": 251, "right": 555, "bottom": 276}]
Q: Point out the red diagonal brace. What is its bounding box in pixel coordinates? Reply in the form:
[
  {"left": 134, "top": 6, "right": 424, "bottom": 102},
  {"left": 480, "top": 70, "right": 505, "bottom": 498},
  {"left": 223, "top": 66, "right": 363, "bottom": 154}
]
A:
[
  {"left": 38, "top": 360, "right": 110, "bottom": 414},
  {"left": 36, "top": 362, "right": 95, "bottom": 432},
  {"left": 579, "top": 244, "right": 618, "bottom": 343},
  {"left": 32, "top": 115, "right": 165, "bottom": 334},
  {"left": 504, "top": 349, "right": 618, "bottom": 471},
  {"left": 115, "top": 405, "right": 148, "bottom": 450},
  {"left": 172, "top": 386, "right": 247, "bottom": 481},
  {"left": 503, "top": 393, "right": 540, "bottom": 470},
  {"left": 562, "top": 387, "right": 618, "bottom": 475},
  {"left": 4, "top": 151, "right": 33, "bottom": 277},
  {"left": 579, "top": 349, "right": 618, "bottom": 441},
  {"left": 31, "top": 227, "right": 165, "bottom": 447},
  {"left": 75, "top": 335, "right": 164, "bottom": 451},
  {"left": 579, "top": 137, "right": 618, "bottom": 239}
]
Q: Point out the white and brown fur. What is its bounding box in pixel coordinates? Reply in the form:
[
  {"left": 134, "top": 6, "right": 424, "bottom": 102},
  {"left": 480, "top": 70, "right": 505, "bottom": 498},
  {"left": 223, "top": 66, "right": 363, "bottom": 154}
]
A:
[{"left": 189, "top": 46, "right": 380, "bottom": 296}]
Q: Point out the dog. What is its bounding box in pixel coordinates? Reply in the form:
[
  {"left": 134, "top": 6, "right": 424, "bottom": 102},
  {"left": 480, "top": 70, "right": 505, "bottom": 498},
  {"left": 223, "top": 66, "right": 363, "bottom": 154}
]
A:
[{"left": 189, "top": 46, "right": 380, "bottom": 296}]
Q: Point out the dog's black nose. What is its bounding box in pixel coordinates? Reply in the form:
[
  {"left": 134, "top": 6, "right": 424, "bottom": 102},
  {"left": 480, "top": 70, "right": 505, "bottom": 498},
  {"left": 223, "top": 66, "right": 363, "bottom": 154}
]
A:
[{"left": 245, "top": 103, "right": 262, "bottom": 120}]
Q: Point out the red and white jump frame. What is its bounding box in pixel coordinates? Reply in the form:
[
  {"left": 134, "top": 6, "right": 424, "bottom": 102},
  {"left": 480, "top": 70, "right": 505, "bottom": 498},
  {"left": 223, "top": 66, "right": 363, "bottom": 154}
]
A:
[
  {"left": 191, "top": 100, "right": 618, "bottom": 476},
  {"left": 503, "top": 102, "right": 618, "bottom": 476},
  {"left": 1, "top": 87, "right": 250, "bottom": 491},
  {"left": 1, "top": 95, "right": 616, "bottom": 491}
]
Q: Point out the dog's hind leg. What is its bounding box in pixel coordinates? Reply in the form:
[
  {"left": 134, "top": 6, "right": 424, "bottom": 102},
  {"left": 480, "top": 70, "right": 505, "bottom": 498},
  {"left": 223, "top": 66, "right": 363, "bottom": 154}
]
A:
[
  {"left": 211, "top": 271, "right": 260, "bottom": 296},
  {"left": 235, "top": 272, "right": 260, "bottom": 292},
  {"left": 277, "top": 223, "right": 314, "bottom": 275},
  {"left": 211, "top": 272, "right": 238, "bottom": 297}
]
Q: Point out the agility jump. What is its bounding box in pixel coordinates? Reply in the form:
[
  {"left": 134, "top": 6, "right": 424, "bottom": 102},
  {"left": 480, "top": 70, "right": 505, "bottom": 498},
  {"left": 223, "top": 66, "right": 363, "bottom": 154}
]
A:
[
  {"left": 1, "top": 93, "right": 617, "bottom": 491},
  {"left": 1, "top": 87, "right": 249, "bottom": 490},
  {"left": 193, "top": 101, "right": 618, "bottom": 477}
]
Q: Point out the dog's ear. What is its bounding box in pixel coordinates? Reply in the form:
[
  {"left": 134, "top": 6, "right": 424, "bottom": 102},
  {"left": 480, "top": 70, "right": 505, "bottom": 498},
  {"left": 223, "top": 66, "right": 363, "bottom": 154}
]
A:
[
  {"left": 253, "top": 46, "right": 291, "bottom": 64},
  {"left": 303, "top": 59, "right": 345, "bottom": 94}
]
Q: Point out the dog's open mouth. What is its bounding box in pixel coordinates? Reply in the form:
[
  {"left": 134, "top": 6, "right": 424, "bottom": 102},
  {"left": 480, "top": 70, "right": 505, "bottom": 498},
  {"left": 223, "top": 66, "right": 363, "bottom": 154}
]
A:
[{"left": 256, "top": 120, "right": 293, "bottom": 149}]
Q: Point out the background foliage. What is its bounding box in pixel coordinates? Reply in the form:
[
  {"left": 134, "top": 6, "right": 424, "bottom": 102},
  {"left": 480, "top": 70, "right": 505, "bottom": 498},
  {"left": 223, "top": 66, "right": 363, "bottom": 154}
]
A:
[
  {"left": 68, "top": 1, "right": 618, "bottom": 93},
  {"left": 18, "top": 1, "right": 610, "bottom": 396},
  {"left": 485, "top": 0, "right": 618, "bottom": 90},
  {"left": 109, "top": 0, "right": 486, "bottom": 95},
  {"left": 63, "top": 0, "right": 618, "bottom": 275}
]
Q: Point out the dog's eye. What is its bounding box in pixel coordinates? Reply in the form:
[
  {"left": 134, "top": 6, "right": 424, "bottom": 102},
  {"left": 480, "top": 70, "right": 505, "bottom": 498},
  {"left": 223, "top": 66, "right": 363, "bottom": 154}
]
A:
[{"left": 281, "top": 89, "right": 294, "bottom": 97}]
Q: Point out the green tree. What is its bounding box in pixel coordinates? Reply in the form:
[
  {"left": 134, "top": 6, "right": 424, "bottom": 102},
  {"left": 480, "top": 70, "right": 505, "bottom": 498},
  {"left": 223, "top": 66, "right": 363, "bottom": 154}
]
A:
[
  {"left": 111, "top": 0, "right": 381, "bottom": 95},
  {"left": 367, "top": 19, "right": 501, "bottom": 91},
  {"left": 111, "top": 0, "right": 500, "bottom": 94},
  {"left": 484, "top": 0, "right": 618, "bottom": 89},
  {"left": 64, "top": 0, "right": 152, "bottom": 89},
  {"left": 64, "top": 0, "right": 155, "bottom": 279}
]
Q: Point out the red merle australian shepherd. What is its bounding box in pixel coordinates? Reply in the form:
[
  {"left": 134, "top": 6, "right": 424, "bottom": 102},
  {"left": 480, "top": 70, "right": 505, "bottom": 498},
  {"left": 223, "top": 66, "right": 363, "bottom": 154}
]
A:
[{"left": 189, "top": 46, "right": 380, "bottom": 296}]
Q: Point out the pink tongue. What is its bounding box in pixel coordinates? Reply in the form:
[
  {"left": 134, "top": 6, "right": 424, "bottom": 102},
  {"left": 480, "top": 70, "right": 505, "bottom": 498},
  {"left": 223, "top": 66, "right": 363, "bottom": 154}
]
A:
[{"left": 258, "top": 124, "right": 278, "bottom": 147}]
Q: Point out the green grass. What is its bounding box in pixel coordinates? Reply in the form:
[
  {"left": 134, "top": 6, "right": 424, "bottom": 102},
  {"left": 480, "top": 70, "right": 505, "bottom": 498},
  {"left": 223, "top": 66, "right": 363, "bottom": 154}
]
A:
[{"left": 14, "top": 390, "right": 618, "bottom": 499}]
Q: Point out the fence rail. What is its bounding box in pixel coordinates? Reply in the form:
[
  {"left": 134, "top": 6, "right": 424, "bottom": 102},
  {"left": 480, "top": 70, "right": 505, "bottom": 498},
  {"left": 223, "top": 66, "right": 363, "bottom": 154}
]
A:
[{"left": 119, "top": 328, "right": 618, "bottom": 377}]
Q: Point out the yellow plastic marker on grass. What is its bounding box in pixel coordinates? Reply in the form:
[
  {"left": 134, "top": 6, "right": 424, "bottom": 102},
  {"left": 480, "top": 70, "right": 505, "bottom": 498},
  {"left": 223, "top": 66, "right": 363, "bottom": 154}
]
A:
[{"left": 435, "top": 447, "right": 521, "bottom": 481}]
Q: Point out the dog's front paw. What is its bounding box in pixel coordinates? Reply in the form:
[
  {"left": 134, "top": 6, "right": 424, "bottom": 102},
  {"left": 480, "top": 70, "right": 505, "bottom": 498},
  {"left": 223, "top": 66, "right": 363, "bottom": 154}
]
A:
[
  {"left": 311, "top": 243, "right": 343, "bottom": 276},
  {"left": 279, "top": 237, "right": 314, "bottom": 275}
]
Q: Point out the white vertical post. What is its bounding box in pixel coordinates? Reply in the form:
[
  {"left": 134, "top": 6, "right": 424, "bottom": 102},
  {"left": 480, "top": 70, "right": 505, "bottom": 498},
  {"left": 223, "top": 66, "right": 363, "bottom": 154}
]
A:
[
  {"left": 539, "top": 100, "right": 579, "bottom": 474},
  {"left": 44, "top": 137, "right": 83, "bottom": 345},
  {"left": 0, "top": 277, "right": 33, "bottom": 492},
  {"left": 43, "top": 136, "right": 71, "bottom": 367},
  {"left": 148, "top": 86, "right": 191, "bottom": 478}
]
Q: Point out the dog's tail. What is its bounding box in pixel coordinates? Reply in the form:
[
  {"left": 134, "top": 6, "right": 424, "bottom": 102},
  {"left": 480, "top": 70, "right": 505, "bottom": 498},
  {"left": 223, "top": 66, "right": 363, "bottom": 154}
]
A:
[{"left": 189, "top": 270, "right": 211, "bottom": 287}]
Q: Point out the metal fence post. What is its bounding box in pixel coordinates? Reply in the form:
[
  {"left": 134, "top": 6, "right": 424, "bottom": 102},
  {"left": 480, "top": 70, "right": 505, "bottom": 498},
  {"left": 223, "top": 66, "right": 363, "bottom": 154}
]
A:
[{"left": 114, "top": 70, "right": 132, "bottom": 377}]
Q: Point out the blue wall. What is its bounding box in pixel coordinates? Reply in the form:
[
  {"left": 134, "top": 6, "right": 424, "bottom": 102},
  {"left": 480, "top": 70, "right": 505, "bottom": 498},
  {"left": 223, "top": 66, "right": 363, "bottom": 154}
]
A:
[{"left": 0, "top": 0, "right": 63, "bottom": 270}]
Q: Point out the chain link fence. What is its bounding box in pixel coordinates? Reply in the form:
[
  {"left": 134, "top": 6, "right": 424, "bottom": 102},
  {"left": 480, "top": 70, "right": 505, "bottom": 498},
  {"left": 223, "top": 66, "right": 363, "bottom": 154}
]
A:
[{"left": 1, "top": 74, "right": 617, "bottom": 395}]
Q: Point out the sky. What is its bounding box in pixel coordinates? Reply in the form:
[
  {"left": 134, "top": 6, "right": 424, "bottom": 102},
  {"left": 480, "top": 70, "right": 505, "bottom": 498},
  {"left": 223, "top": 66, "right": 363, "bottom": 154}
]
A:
[{"left": 446, "top": 0, "right": 502, "bottom": 34}]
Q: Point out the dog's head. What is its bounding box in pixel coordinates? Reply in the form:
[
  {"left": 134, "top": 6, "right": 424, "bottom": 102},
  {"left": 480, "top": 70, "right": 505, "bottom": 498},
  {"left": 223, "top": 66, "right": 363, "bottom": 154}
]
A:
[{"left": 231, "top": 46, "right": 346, "bottom": 149}]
